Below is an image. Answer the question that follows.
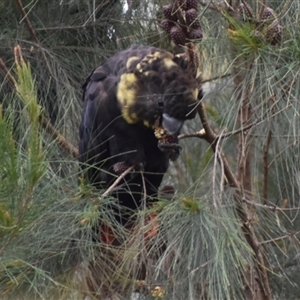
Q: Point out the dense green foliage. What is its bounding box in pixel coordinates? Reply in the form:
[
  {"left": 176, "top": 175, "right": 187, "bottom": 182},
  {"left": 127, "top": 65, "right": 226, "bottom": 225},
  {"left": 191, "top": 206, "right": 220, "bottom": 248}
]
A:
[{"left": 0, "top": 0, "right": 300, "bottom": 299}]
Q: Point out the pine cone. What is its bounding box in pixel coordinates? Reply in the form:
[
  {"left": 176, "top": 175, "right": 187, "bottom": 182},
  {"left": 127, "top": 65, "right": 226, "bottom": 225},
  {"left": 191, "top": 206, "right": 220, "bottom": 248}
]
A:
[
  {"left": 170, "top": 25, "right": 186, "bottom": 45},
  {"left": 238, "top": 2, "right": 254, "bottom": 22},
  {"left": 266, "top": 21, "right": 282, "bottom": 45},
  {"left": 161, "top": 19, "right": 173, "bottom": 34},
  {"left": 252, "top": 29, "right": 264, "bottom": 41},
  {"left": 188, "top": 28, "right": 203, "bottom": 40},
  {"left": 163, "top": 4, "right": 177, "bottom": 21},
  {"left": 186, "top": 0, "right": 198, "bottom": 11},
  {"left": 186, "top": 8, "right": 200, "bottom": 28},
  {"left": 262, "top": 7, "right": 275, "bottom": 22},
  {"left": 178, "top": 0, "right": 187, "bottom": 11}
]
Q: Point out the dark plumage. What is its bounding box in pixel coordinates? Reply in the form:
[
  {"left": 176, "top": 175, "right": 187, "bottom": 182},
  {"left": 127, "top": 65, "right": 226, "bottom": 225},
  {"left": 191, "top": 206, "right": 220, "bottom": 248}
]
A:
[{"left": 79, "top": 45, "right": 201, "bottom": 224}]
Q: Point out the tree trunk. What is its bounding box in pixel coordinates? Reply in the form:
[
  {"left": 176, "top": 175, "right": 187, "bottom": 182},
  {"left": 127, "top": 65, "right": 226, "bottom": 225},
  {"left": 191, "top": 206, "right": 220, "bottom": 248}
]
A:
[{"left": 233, "top": 57, "right": 272, "bottom": 300}]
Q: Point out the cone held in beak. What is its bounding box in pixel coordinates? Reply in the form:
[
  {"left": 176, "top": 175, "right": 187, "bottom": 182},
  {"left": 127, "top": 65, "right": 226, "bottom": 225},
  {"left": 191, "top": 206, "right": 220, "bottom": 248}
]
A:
[{"left": 157, "top": 113, "right": 183, "bottom": 161}]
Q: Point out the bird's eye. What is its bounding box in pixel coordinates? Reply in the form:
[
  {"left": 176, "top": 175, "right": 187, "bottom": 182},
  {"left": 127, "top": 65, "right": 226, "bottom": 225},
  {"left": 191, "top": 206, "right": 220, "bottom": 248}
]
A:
[{"left": 158, "top": 99, "right": 164, "bottom": 107}]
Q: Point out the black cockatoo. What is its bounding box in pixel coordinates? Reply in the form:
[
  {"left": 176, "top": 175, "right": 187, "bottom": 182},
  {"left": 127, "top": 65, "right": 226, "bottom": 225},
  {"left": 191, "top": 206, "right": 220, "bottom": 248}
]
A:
[{"left": 79, "top": 45, "right": 201, "bottom": 225}]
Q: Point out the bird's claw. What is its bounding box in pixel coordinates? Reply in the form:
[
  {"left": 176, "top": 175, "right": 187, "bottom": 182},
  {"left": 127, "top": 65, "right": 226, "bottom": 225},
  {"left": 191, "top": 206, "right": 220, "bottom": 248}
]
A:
[{"left": 113, "top": 161, "right": 145, "bottom": 175}]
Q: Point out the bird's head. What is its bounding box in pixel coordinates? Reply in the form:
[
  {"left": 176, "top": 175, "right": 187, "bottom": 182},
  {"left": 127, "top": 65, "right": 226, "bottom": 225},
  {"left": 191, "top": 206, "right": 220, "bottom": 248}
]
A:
[{"left": 116, "top": 49, "right": 201, "bottom": 160}]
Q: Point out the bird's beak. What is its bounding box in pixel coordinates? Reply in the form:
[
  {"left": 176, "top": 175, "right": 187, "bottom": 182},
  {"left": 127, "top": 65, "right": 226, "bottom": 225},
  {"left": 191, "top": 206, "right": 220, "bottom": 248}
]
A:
[{"left": 162, "top": 113, "right": 183, "bottom": 136}]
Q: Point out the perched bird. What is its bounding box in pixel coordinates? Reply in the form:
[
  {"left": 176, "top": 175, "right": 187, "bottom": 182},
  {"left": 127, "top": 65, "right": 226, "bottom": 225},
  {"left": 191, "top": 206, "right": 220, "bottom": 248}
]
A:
[{"left": 79, "top": 45, "right": 201, "bottom": 225}]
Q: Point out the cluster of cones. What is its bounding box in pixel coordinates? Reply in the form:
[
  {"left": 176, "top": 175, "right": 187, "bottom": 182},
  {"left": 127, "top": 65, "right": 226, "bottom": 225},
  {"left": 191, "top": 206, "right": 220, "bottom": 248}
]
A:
[
  {"left": 161, "top": 0, "right": 203, "bottom": 46},
  {"left": 237, "top": 1, "right": 282, "bottom": 45}
]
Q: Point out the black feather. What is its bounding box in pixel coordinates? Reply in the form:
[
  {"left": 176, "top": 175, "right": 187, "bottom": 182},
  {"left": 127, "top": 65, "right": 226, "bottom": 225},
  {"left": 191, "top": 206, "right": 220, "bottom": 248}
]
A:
[{"left": 79, "top": 45, "right": 200, "bottom": 224}]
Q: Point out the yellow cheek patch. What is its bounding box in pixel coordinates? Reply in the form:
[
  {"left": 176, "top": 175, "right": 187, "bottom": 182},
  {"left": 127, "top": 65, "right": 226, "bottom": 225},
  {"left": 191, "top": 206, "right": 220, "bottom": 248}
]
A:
[
  {"left": 126, "top": 56, "right": 140, "bottom": 70},
  {"left": 136, "top": 62, "right": 143, "bottom": 73},
  {"left": 153, "top": 51, "right": 161, "bottom": 58},
  {"left": 121, "top": 106, "right": 139, "bottom": 124},
  {"left": 153, "top": 52, "right": 176, "bottom": 69},
  {"left": 126, "top": 111, "right": 138, "bottom": 123},
  {"left": 163, "top": 58, "right": 177, "bottom": 69},
  {"left": 117, "top": 73, "right": 140, "bottom": 124},
  {"left": 117, "top": 73, "right": 138, "bottom": 106}
]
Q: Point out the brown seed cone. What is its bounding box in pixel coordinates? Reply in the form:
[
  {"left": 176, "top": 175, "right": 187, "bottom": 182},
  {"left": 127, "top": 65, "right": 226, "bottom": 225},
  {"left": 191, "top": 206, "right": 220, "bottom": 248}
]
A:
[
  {"left": 190, "top": 20, "right": 202, "bottom": 30},
  {"left": 187, "top": 28, "right": 203, "bottom": 40},
  {"left": 266, "top": 22, "right": 282, "bottom": 45},
  {"left": 186, "top": 8, "right": 200, "bottom": 28},
  {"left": 186, "top": 0, "right": 198, "bottom": 11},
  {"left": 262, "top": 6, "right": 275, "bottom": 22},
  {"left": 170, "top": 25, "right": 186, "bottom": 45},
  {"left": 178, "top": 0, "right": 187, "bottom": 11},
  {"left": 163, "top": 4, "right": 177, "bottom": 21},
  {"left": 161, "top": 19, "right": 173, "bottom": 34},
  {"left": 253, "top": 29, "right": 264, "bottom": 41}
]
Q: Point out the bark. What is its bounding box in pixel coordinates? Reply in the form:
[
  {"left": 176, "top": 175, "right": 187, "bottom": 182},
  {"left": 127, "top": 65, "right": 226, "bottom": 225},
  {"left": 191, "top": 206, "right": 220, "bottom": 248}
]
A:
[{"left": 233, "top": 57, "right": 272, "bottom": 300}]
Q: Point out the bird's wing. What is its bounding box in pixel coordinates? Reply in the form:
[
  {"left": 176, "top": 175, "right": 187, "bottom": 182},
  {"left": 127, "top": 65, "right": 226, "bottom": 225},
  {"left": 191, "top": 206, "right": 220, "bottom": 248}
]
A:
[{"left": 79, "top": 61, "right": 120, "bottom": 185}]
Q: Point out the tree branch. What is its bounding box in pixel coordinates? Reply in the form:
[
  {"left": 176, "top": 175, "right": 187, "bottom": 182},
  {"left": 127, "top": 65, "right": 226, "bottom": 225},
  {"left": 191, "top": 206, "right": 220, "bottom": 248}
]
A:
[
  {"left": 196, "top": 69, "right": 271, "bottom": 299},
  {"left": 102, "top": 166, "right": 134, "bottom": 197},
  {"left": 197, "top": 102, "right": 239, "bottom": 188},
  {"left": 39, "top": 116, "right": 79, "bottom": 158},
  {"left": 260, "top": 230, "right": 300, "bottom": 246},
  {"left": 14, "top": 0, "right": 51, "bottom": 75},
  {"left": 0, "top": 57, "right": 16, "bottom": 90},
  {"left": 15, "top": 0, "right": 39, "bottom": 44},
  {"left": 201, "top": 73, "right": 231, "bottom": 84}
]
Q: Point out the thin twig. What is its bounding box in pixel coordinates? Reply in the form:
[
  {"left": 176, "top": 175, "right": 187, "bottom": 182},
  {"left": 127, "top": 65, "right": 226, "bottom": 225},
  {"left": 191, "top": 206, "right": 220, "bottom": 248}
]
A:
[
  {"left": 199, "top": 0, "right": 220, "bottom": 11},
  {"left": 141, "top": 171, "right": 147, "bottom": 210},
  {"left": 34, "top": 24, "right": 110, "bottom": 31},
  {"left": 197, "top": 102, "right": 216, "bottom": 140},
  {"left": 0, "top": 57, "right": 16, "bottom": 90},
  {"left": 39, "top": 116, "right": 79, "bottom": 158},
  {"left": 102, "top": 166, "right": 134, "bottom": 197},
  {"left": 260, "top": 230, "right": 300, "bottom": 245},
  {"left": 178, "top": 118, "right": 258, "bottom": 141},
  {"left": 178, "top": 129, "right": 206, "bottom": 140},
  {"left": 201, "top": 73, "right": 231, "bottom": 84},
  {"left": 14, "top": 0, "right": 51, "bottom": 73},
  {"left": 242, "top": 195, "right": 296, "bottom": 230},
  {"left": 140, "top": 170, "right": 147, "bottom": 258},
  {"left": 197, "top": 102, "right": 239, "bottom": 188},
  {"left": 212, "top": 129, "right": 226, "bottom": 208},
  {"left": 242, "top": 198, "right": 300, "bottom": 212},
  {"left": 180, "top": 93, "right": 285, "bottom": 141},
  {"left": 258, "top": 0, "right": 267, "bottom": 21},
  {"left": 83, "top": 0, "right": 110, "bottom": 26},
  {"left": 15, "top": 0, "right": 39, "bottom": 44}
]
